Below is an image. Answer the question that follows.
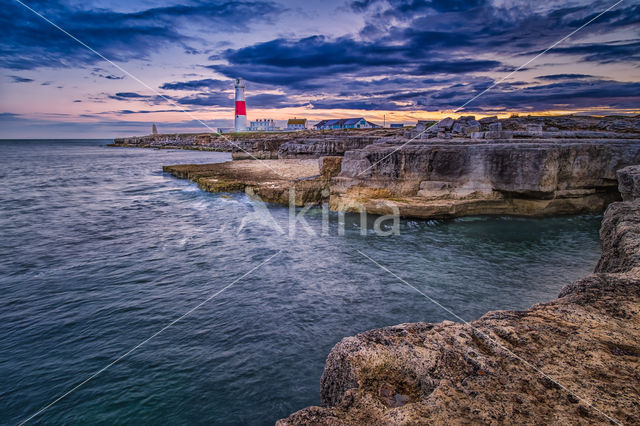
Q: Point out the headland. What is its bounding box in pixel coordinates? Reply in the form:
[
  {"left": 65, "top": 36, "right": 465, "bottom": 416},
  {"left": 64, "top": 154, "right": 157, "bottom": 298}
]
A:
[
  {"left": 156, "top": 115, "right": 640, "bottom": 219},
  {"left": 116, "top": 115, "right": 640, "bottom": 424}
]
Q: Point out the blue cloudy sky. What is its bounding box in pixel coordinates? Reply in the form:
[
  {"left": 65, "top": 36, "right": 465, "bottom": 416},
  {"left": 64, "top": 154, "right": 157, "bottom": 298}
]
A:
[{"left": 1, "top": 0, "right": 639, "bottom": 137}]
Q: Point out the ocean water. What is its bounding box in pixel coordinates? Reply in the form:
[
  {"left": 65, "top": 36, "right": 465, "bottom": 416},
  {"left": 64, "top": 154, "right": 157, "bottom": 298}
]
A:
[{"left": 0, "top": 140, "right": 603, "bottom": 425}]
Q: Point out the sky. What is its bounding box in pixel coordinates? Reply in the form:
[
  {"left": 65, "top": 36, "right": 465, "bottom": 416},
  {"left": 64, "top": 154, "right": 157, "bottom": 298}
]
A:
[{"left": 0, "top": 0, "right": 639, "bottom": 138}]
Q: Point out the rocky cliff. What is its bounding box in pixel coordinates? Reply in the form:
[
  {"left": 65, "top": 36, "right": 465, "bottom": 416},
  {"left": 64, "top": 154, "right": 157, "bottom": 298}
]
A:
[
  {"left": 331, "top": 139, "right": 640, "bottom": 218},
  {"left": 112, "top": 128, "right": 406, "bottom": 157},
  {"left": 278, "top": 166, "right": 640, "bottom": 425},
  {"left": 617, "top": 165, "right": 640, "bottom": 201},
  {"left": 112, "top": 133, "right": 237, "bottom": 150}
]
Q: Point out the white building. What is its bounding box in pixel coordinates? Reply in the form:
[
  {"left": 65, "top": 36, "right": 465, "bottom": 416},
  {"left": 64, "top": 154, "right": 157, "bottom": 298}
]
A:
[
  {"left": 287, "top": 118, "right": 307, "bottom": 130},
  {"left": 249, "top": 118, "right": 277, "bottom": 131}
]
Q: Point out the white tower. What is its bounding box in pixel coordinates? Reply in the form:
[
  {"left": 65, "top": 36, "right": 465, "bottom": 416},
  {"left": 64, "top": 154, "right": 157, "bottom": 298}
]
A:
[{"left": 234, "top": 78, "right": 247, "bottom": 132}]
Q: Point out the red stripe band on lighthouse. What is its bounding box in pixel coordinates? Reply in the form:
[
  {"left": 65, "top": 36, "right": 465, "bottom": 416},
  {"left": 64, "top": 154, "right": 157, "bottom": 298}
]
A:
[{"left": 235, "top": 101, "right": 246, "bottom": 116}]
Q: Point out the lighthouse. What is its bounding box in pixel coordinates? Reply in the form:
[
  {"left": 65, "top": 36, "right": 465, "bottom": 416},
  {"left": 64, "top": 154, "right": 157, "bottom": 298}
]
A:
[{"left": 234, "top": 78, "right": 247, "bottom": 132}]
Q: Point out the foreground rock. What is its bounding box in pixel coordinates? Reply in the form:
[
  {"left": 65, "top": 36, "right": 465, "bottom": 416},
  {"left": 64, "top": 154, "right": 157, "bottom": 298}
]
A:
[
  {"left": 617, "top": 165, "right": 640, "bottom": 201},
  {"left": 278, "top": 168, "right": 640, "bottom": 425}
]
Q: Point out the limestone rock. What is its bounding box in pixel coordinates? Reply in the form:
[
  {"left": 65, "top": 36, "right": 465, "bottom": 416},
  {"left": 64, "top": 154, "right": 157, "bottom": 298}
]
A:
[
  {"left": 319, "top": 156, "right": 343, "bottom": 180},
  {"left": 617, "top": 165, "right": 640, "bottom": 201},
  {"left": 415, "top": 120, "right": 436, "bottom": 132},
  {"left": 479, "top": 116, "right": 498, "bottom": 125},
  {"left": 596, "top": 199, "right": 640, "bottom": 273},
  {"left": 436, "top": 117, "right": 454, "bottom": 130},
  {"left": 331, "top": 140, "right": 640, "bottom": 218},
  {"left": 278, "top": 137, "right": 376, "bottom": 159}
]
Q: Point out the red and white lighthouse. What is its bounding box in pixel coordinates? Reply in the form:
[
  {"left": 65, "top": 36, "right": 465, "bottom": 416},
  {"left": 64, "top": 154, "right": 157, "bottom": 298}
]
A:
[{"left": 234, "top": 78, "right": 247, "bottom": 132}]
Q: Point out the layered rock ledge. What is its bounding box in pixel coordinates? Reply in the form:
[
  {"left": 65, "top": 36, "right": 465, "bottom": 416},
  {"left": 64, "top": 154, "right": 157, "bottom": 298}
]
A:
[
  {"left": 153, "top": 116, "right": 640, "bottom": 219},
  {"left": 162, "top": 157, "right": 342, "bottom": 206},
  {"left": 332, "top": 139, "right": 640, "bottom": 218},
  {"left": 277, "top": 167, "right": 640, "bottom": 424}
]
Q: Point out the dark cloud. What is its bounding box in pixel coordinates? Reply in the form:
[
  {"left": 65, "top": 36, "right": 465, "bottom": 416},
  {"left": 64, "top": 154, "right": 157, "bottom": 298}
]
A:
[
  {"left": 91, "top": 68, "right": 125, "bottom": 80},
  {"left": 535, "top": 40, "right": 640, "bottom": 64},
  {"left": 175, "top": 93, "right": 232, "bottom": 107},
  {"left": 0, "top": 0, "right": 285, "bottom": 70},
  {"left": 9, "top": 75, "right": 34, "bottom": 83},
  {"left": 3, "top": 0, "right": 639, "bottom": 116},
  {"left": 310, "top": 98, "right": 401, "bottom": 111},
  {"left": 171, "top": 91, "right": 307, "bottom": 109},
  {"left": 160, "top": 78, "right": 229, "bottom": 91},
  {"left": 108, "top": 92, "right": 167, "bottom": 104},
  {"left": 208, "top": 0, "right": 639, "bottom": 113},
  {"left": 113, "top": 92, "right": 146, "bottom": 98},
  {"left": 291, "top": 77, "right": 640, "bottom": 113},
  {"left": 114, "top": 109, "right": 194, "bottom": 115},
  {"left": 248, "top": 93, "right": 308, "bottom": 108},
  {"left": 211, "top": 34, "right": 503, "bottom": 90},
  {"left": 216, "top": 35, "right": 408, "bottom": 69},
  {"left": 417, "top": 79, "right": 640, "bottom": 112},
  {"left": 536, "top": 74, "right": 596, "bottom": 81},
  {"left": 414, "top": 60, "right": 502, "bottom": 74}
]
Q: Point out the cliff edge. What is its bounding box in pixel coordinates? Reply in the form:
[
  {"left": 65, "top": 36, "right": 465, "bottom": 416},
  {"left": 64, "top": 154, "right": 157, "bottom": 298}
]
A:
[{"left": 278, "top": 166, "right": 640, "bottom": 425}]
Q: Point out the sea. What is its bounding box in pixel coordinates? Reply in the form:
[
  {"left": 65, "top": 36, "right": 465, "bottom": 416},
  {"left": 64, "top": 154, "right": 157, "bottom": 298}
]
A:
[{"left": 0, "top": 139, "right": 603, "bottom": 425}]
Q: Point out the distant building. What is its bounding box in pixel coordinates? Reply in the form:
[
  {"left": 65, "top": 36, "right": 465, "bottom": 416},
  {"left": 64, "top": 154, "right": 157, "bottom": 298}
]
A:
[
  {"left": 249, "top": 118, "right": 276, "bottom": 131},
  {"left": 217, "top": 127, "right": 235, "bottom": 134},
  {"left": 314, "top": 117, "right": 381, "bottom": 130},
  {"left": 287, "top": 118, "right": 307, "bottom": 130},
  {"left": 390, "top": 123, "right": 404, "bottom": 128},
  {"left": 152, "top": 123, "right": 158, "bottom": 134}
]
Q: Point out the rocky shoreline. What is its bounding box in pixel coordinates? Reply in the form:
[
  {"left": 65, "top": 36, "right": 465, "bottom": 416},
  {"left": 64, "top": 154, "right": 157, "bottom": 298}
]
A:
[
  {"left": 163, "top": 158, "right": 341, "bottom": 206},
  {"left": 151, "top": 116, "right": 640, "bottom": 423},
  {"left": 157, "top": 115, "right": 640, "bottom": 219},
  {"left": 277, "top": 165, "right": 640, "bottom": 425},
  {"left": 111, "top": 128, "right": 404, "bottom": 158}
]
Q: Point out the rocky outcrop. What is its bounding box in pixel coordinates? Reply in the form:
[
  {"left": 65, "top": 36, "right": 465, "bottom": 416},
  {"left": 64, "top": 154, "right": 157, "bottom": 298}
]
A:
[
  {"left": 163, "top": 158, "right": 343, "bottom": 206},
  {"left": 112, "top": 133, "right": 237, "bottom": 150},
  {"left": 112, "top": 129, "right": 407, "bottom": 158},
  {"left": 278, "top": 172, "right": 640, "bottom": 425},
  {"left": 331, "top": 139, "right": 640, "bottom": 218},
  {"left": 617, "top": 165, "right": 640, "bottom": 201},
  {"left": 277, "top": 136, "right": 381, "bottom": 159},
  {"left": 407, "top": 115, "right": 640, "bottom": 140}
]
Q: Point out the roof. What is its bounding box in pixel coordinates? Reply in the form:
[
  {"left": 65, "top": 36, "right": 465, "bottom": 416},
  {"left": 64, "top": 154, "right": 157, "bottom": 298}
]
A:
[
  {"left": 287, "top": 118, "right": 307, "bottom": 125},
  {"left": 314, "top": 118, "right": 368, "bottom": 127}
]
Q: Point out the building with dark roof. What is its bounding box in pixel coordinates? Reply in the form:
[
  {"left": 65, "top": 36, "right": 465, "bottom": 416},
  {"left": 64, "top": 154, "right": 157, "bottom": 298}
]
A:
[{"left": 313, "top": 117, "right": 381, "bottom": 130}]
